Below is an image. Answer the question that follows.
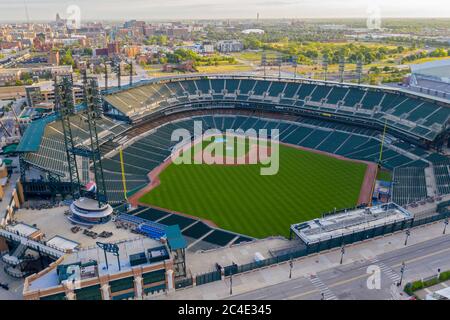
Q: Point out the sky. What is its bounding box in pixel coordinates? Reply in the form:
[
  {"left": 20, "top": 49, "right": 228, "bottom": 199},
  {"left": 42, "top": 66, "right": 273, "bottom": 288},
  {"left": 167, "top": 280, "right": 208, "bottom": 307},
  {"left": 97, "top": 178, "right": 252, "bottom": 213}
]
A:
[{"left": 0, "top": 0, "right": 449, "bottom": 22}]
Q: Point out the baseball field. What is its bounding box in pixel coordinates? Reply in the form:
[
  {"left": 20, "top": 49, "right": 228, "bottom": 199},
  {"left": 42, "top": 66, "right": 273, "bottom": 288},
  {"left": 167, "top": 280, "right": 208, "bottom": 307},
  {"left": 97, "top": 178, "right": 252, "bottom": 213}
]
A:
[{"left": 139, "top": 137, "right": 368, "bottom": 238}]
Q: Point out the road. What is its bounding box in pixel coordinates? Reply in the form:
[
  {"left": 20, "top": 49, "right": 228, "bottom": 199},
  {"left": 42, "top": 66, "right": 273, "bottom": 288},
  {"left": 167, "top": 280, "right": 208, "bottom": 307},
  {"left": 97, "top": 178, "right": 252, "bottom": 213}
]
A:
[{"left": 230, "top": 234, "right": 450, "bottom": 300}]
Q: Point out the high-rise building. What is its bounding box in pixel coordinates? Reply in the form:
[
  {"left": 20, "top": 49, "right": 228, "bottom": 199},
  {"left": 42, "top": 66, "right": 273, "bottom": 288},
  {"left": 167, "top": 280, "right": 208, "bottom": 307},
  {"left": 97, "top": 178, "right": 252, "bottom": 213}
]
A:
[
  {"left": 216, "top": 40, "right": 243, "bottom": 53},
  {"left": 107, "top": 42, "right": 120, "bottom": 57},
  {"left": 48, "top": 50, "right": 60, "bottom": 66}
]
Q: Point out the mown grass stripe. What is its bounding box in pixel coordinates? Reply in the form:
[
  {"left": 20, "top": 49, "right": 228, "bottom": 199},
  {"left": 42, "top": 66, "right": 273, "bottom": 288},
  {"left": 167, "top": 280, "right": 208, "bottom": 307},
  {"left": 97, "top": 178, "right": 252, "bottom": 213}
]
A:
[{"left": 139, "top": 144, "right": 366, "bottom": 238}]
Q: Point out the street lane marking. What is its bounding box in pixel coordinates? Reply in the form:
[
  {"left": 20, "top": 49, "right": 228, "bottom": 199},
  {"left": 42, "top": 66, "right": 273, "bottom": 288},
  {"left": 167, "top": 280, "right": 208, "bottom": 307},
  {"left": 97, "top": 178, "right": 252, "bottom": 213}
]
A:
[
  {"left": 392, "top": 246, "right": 450, "bottom": 268},
  {"left": 325, "top": 246, "right": 450, "bottom": 290},
  {"left": 284, "top": 288, "right": 319, "bottom": 300},
  {"left": 230, "top": 237, "right": 450, "bottom": 300},
  {"left": 324, "top": 245, "right": 450, "bottom": 290},
  {"left": 327, "top": 273, "right": 368, "bottom": 288},
  {"left": 292, "top": 284, "right": 304, "bottom": 290}
]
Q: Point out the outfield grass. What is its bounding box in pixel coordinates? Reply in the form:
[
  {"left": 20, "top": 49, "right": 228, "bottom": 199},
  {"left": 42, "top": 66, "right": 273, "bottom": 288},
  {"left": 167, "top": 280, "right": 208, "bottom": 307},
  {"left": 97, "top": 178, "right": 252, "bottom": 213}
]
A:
[{"left": 139, "top": 142, "right": 367, "bottom": 238}]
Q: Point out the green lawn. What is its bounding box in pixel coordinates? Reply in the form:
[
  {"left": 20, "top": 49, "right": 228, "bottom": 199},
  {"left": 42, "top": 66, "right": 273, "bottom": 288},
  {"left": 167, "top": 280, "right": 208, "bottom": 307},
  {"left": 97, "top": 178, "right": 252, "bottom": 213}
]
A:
[{"left": 139, "top": 142, "right": 367, "bottom": 238}]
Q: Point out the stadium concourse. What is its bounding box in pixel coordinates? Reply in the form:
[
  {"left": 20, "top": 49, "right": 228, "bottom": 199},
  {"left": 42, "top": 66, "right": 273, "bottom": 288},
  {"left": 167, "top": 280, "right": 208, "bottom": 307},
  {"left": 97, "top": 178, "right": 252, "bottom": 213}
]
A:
[{"left": 14, "top": 75, "right": 450, "bottom": 241}]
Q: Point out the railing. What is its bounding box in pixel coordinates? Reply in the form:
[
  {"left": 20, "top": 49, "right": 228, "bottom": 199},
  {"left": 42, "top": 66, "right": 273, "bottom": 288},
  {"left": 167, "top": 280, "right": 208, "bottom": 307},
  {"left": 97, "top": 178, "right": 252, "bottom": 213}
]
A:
[
  {"left": 4, "top": 265, "right": 32, "bottom": 278},
  {"left": 175, "top": 277, "right": 193, "bottom": 289},
  {"left": 196, "top": 270, "right": 221, "bottom": 286},
  {"left": 101, "top": 72, "right": 450, "bottom": 103},
  {"left": 1, "top": 243, "right": 28, "bottom": 266},
  {"left": 0, "top": 227, "right": 65, "bottom": 259}
]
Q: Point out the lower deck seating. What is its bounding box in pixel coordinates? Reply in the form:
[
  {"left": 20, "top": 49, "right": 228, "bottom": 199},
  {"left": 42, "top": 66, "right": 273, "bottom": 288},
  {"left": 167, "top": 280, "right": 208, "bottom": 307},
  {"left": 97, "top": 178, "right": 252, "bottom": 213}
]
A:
[
  {"left": 135, "top": 207, "right": 171, "bottom": 221},
  {"left": 125, "top": 206, "right": 253, "bottom": 246},
  {"left": 100, "top": 113, "right": 440, "bottom": 203},
  {"left": 21, "top": 103, "right": 437, "bottom": 205},
  {"left": 392, "top": 167, "right": 428, "bottom": 205},
  {"left": 182, "top": 221, "right": 212, "bottom": 239},
  {"left": 202, "top": 230, "right": 237, "bottom": 246},
  {"left": 434, "top": 164, "right": 450, "bottom": 195}
]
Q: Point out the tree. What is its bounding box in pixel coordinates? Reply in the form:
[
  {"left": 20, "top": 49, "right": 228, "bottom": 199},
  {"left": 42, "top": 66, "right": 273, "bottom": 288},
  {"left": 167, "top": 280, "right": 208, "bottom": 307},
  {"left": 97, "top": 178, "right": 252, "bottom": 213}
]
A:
[
  {"left": 243, "top": 36, "right": 263, "bottom": 50},
  {"left": 83, "top": 48, "right": 93, "bottom": 56},
  {"left": 370, "top": 66, "right": 380, "bottom": 74},
  {"left": 61, "top": 49, "right": 75, "bottom": 67},
  {"left": 429, "top": 48, "right": 448, "bottom": 58},
  {"left": 159, "top": 56, "right": 168, "bottom": 64},
  {"left": 20, "top": 72, "right": 32, "bottom": 81}
]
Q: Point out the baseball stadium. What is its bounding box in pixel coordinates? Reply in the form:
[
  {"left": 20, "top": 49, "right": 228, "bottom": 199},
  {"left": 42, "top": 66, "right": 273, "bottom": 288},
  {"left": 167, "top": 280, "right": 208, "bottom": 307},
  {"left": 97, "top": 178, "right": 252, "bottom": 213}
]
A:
[
  {"left": 3, "top": 74, "right": 450, "bottom": 299},
  {"left": 17, "top": 75, "right": 450, "bottom": 237}
]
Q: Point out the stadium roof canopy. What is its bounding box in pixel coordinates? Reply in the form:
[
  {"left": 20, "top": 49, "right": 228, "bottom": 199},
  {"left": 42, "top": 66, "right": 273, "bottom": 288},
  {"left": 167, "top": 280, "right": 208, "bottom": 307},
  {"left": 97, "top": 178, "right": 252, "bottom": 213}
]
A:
[
  {"left": 16, "top": 116, "right": 57, "bottom": 153},
  {"left": 16, "top": 104, "right": 87, "bottom": 153},
  {"left": 2, "top": 143, "right": 17, "bottom": 154},
  {"left": 164, "top": 225, "right": 187, "bottom": 250},
  {"left": 411, "top": 59, "right": 450, "bottom": 83}
]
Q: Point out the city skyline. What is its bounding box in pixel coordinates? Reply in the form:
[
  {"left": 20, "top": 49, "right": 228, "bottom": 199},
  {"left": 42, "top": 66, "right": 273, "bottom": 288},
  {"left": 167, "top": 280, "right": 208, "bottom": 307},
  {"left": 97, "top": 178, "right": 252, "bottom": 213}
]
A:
[{"left": 0, "top": 0, "right": 449, "bottom": 22}]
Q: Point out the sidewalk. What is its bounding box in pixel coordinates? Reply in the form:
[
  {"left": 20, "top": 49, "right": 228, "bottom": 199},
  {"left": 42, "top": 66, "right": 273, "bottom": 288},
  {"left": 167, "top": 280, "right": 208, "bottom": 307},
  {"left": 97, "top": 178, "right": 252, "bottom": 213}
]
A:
[
  {"left": 0, "top": 260, "right": 24, "bottom": 300},
  {"left": 414, "top": 279, "right": 450, "bottom": 300},
  {"left": 0, "top": 172, "right": 19, "bottom": 219},
  {"left": 151, "top": 219, "right": 449, "bottom": 300}
]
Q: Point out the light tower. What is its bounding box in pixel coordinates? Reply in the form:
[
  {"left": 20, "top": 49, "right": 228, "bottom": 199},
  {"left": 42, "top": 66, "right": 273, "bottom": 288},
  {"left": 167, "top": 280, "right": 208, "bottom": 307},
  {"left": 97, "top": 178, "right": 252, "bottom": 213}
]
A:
[
  {"left": 55, "top": 75, "right": 82, "bottom": 200},
  {"left": 82, "top": 77, "right": 108, "bottom": 205},
  {"left": 56, "top": 74, "right": 112, "bottom": 224},
  {"left": 356, "top": 57, "right": 364, "bottom": 84},
  {"left": 129, "top": 60, "right": 133, "bottom": 86},
  {"left": 261, "top": 53, "right": 267, "bottom": 78},
  {"left": 322, "top": 53, "right": 329, "bottom": 81},
  {"left": 277, "top": 53, "right": 282, "bottom": 79},
  {"left": 104, "top": 61, "right": 109, "bottom": 91},
  {"left": 116, "top": 61, "right": 122, "bottom": 88},
  {"left": 338, "top": 54, "right": 345, "bottom": 83},
  {"left": 292, "top": 55, "right": 298, "bottom": 79}
]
